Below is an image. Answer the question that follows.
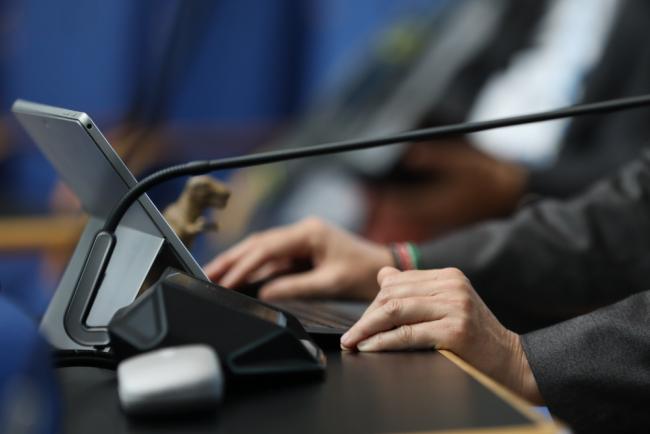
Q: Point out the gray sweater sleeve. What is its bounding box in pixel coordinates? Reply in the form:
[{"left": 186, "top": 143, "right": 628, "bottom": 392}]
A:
[
  {"left": 521, "top": 290, "right": 650, "bottom": 433},
  {"left": 416, "top": 153, "right": 650, "bottom": 331}
]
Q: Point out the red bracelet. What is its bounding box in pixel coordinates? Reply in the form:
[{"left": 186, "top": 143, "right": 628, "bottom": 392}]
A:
[{"left": 390, "top": 242, "right": 420, "bottom": 270}]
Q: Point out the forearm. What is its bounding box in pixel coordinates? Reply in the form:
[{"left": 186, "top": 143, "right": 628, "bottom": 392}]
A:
[
  {"left": 521, "top": 290, "right": 650, "bottom": 433},
  {"left": 417, "top": 153, "right": 650, "bottom": 331}
]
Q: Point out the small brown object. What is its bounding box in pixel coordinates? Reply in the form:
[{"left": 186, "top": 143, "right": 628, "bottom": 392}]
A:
[{"left": 163, "top": 176, "right": 230, "bottom": 247}]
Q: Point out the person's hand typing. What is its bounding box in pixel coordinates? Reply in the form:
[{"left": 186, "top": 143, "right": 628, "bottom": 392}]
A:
[
  {"left": 204, "top": 218, "right": 393, "bottom": 301},
  {"left": 341, "top": 266, "right": 543, "bottom": 404}
]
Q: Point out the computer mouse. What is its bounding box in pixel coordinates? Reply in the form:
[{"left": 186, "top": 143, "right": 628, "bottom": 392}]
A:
[{"left": 117, "top": 344, "right": 224, "bottom": 416}]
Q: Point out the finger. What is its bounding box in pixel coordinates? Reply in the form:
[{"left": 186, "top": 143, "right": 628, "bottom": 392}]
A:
[
  {"left": 206, "top": 219, "right": 317, "bottom": 283},
  {"left": 341, "top": 297, "right": 448, "bottom": 349},
  {"left": 219, "top": 246, "right": 280, "bottom": 288},
  {"left": 258, "top": 269, "right": 333, "bottom": 300},
  {"left": 246, "top": 258, "right": 293, "bottom": 283},
  {"left": 378, "top": 267, "right": 466, "bottom": 289},
  {"left": 365, "top": 278, "right": 461, "bottom": 314},
  {"left": 204, "top": 255, "right": 235, "bottom": 281},
  {"left": 204, "top": 237, "right": 258, "bottom": 281},
  {"left": 355, "top": 320, "right": 444, "bottom": 352},
  {"left": 377, "top": 266, "right": 400, "bottom": 286},
  {"left": 218, "top": 225, "right": 313, "bottom": 288}
]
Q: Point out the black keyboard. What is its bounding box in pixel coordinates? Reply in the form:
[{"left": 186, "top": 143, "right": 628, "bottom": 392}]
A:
[{"left": 273, "top": 300, "right": 367, "bottom": 334}]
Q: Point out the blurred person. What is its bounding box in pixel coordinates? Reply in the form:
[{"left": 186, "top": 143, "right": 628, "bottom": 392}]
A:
[
  {"left": 370, "top": 0, "right": 650, "bottom": 242},
  {"left": 205, "top": 151, "right": 650, "bottom": 433},
  {"left": 366, "top": 0, "right": 648, "bottom": 241},
  {"left": 227, "top": 0, "right": 650, "bottom": 248}
]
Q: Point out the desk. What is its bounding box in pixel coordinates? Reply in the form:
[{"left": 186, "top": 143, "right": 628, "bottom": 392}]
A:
[
  {"left": 58, "top": 348, "right": 557, "bottom": 434},
  {"left": 0, "top": 215, "right": 84, "bottom": 251}
]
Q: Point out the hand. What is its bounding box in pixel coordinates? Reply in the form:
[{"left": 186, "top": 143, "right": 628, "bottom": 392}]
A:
[
  {"left": 204, "top": 218, "right": 393, "bottom": 301},
  {"left": 403, "top": 140, "right": 528, "bottom": 218},
  {"left": 364, "top": 140, "right": 527, "bottom": 242},
  {"left": 340, "top": 267, "right": 543, "bottom": 404}
]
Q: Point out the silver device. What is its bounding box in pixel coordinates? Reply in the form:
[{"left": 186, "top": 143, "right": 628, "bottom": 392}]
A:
[{"left": 117, "top": 345, "right": 224, "bottom": 415}]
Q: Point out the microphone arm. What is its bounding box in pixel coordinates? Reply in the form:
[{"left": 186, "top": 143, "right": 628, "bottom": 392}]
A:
[
  {"left": 66, "top": 93, "right": 650, "bottom": 347},
  {"left": 103, "top": 93, "right": 650, "bottom": 232}
]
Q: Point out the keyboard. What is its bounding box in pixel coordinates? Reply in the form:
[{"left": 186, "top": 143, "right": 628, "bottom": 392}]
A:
[{"left": 273, "top": 300, "right": 368, "bottom": 335}]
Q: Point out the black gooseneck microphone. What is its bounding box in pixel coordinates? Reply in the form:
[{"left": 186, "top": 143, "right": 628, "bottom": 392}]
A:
[{"left": 66, "top": 94, "right": 650, "bottom": 347}]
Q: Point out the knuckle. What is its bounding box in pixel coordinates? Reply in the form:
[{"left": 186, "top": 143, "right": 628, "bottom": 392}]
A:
[
  {"left": 454, "top": 317, "right": 474, "bottom": 341},
  {"left": 457, "top": 311, "right": 472, "bottom": 329},
  {"left": 355, "top": 324, "right": 371, "bottom": 338},
  {"left": 444, "top": 276, "right": 472, "bottom": 296},
  {"left": 443, "top": 267, "right": 464, "bottom": 279},
  {"left": 383, "top": 299, "right": 403, "bottom": 318},
  {"left": 253, "top": 244, "right": 269, "bottom": 259},
  {"left": 246, "top": 233, "right": 262, "bottom": 245},
  {"left": 303, "top": 217, "right": 329, "bottom": 247},
  {"left": 456, "top": 294, "right": 474, "bottom": 314},
  {"left": 303, "top": 216, "right": 326, "bottom": 232},
  {"left": 458, "top": 276, "right": 472, "bottom": 290},
  {"left": 381, "top": 274, "right": 399, "bottom": 288},
  {"left": 324, "top": 269, "right": 343, "bottom": 289},
  {"left": 446, "top": 319, "right": 468, "bottom": 342},
  {"left": 378, "top": 284, "right": 396, "bottom": 299},
  {"left": 398, "top": 325, "right": 414, "bottom": 344},
  {"left": 374, "top": 291, "right": 390, "bottom": 306},
  {"left": 371, "top": 333, "right": 386, "bottom": 349}
]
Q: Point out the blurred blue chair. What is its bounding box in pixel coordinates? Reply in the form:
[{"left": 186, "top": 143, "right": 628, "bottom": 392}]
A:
[{"left": 0, "top": 294, "right": 59, "bottom": 434}]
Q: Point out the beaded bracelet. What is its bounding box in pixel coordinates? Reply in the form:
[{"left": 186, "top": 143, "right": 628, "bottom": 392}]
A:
[{"left": 389, "top": 242, "right": 420, "bottom": 271}]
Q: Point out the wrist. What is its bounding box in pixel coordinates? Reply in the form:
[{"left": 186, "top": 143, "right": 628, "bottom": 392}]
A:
[
  {"left": 370, "top": 244, "right": 394, "bottom": 273},
  {"left": 356, "top": 242, "right": 393, "bottom": 300},
  {"left": 508, "top": 332, "right": 544, "bottom": 405},
  {"left": 379, "top": 245, "right": 394, "bottom": 268}
]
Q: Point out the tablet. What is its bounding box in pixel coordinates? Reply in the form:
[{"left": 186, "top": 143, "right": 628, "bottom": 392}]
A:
[{"left": 12, "top": 100, "right": 208, "bottom": 350}]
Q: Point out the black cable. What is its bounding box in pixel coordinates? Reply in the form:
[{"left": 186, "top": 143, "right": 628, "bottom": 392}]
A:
[{"left": 103, "top": 93, "right": 650, "bottom": 233}]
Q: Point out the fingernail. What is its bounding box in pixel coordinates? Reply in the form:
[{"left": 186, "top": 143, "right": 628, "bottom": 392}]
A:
[
  {"left": 340, "top": 332, "right": 351, "bottom": 347},
  {"left": 357, "top": 339, "right": 374, "bottom": 352}
]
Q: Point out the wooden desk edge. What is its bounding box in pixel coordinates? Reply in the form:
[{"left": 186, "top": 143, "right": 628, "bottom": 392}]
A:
[
  {"left": 401, "top": 424, "right": 560, "bottom": 434},
  {"left": 0, "top": 215, "right": 85, "bottom": 251},
  {"left": 421, "top": 350, "right": 564, "bottom": 434}
]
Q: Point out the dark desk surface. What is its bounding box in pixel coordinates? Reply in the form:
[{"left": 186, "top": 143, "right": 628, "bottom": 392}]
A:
[{"left": 59, "top": 349, "right": 555, "bottom": 434}]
